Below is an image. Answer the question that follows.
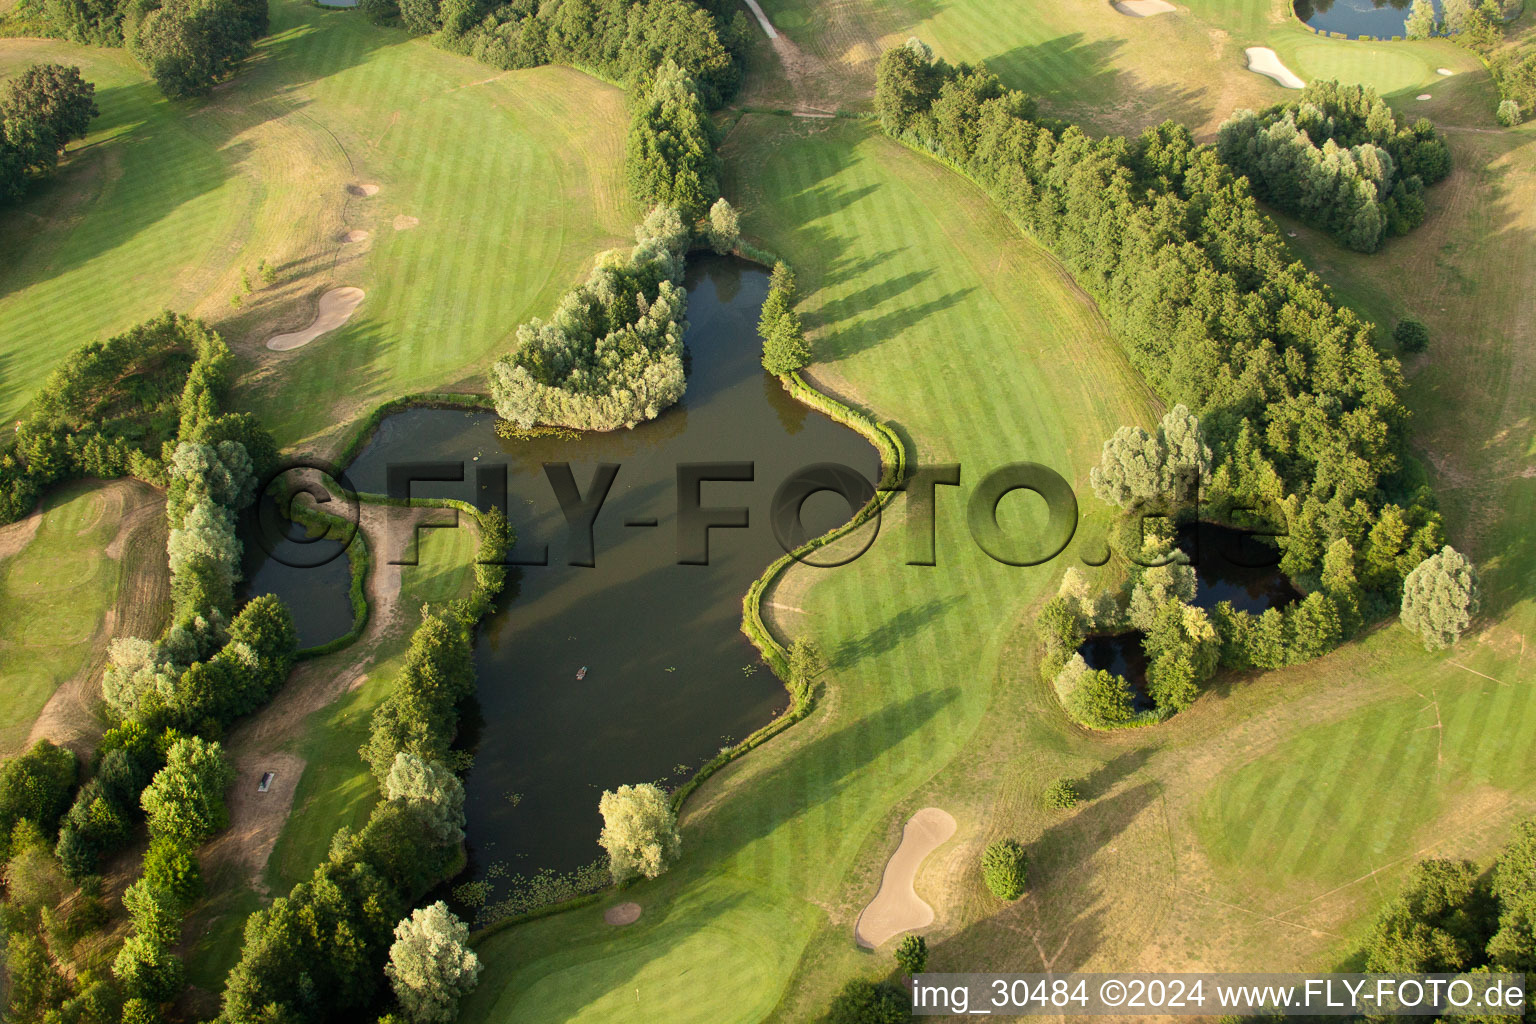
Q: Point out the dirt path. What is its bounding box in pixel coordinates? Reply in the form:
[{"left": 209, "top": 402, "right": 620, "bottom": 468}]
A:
[{"left": 25, "top": 480, "right": 169, "bottom": 758}]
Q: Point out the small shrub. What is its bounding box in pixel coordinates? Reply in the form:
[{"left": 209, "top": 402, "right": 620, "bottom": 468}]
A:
[
  {"left": 1497, "top": 99, "right": 1523, "bottom": 127},
  {"left": 1043, "top": 777, "right": 1079, "bottom": 810},
  {"left": 1394, "top": 317, "right": 1430, "bottom": 353},
  {"left": 981, "top": 838, "right": 1028, "bottom": 901},
  {"left": 894, "top": 933, "right": 928, "bottom": 975}
]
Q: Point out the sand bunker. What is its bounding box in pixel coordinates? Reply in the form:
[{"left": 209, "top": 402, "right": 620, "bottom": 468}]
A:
[
  {"left": 393, "top": 215, "right": 420, "bottom": 231},
  {"left": 603, "top": 902, "right": 642, "bottom": 926},
  {"left": 265, "top": 287, "right": 365, "bottom": 351},
  {"left": 1113, "top": 0, "right": 1175, "bottom": 15},
  {"left": 348, "top": 183, "right": 380, "bottom": 197},
  {"left": 1437, "top": 68, "right": 1454, "bottom": 76},
  {"left": 340, "top": 229, "right": 369, "bottom": 242},
  {"left": 1417, "top": 93, "right": 1433, "bottom": 100},
  {"left": 1245, "top": 47, "right": 1304, "bottom": 90},
  {"left": 855, "top": 807, "right": 957, "bottom": 949}
]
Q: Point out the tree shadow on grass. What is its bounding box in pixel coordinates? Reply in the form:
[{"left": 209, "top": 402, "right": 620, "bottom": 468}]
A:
[
  {"left": 690, "top": 684, "right": 963, "bottom": 863},
  {"left": 826, "top": 594, "right": 963, "bottom": 669}
]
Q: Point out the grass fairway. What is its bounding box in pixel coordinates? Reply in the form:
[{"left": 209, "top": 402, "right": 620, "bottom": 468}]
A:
[
  {"left": 466, "top": 32, "right": 1533, "bottom": 1024},
  {"left": 0, "top": 479, "right": 168, "bottom": 756},
  {"left": 0, "top": 1, "right": 634, "bottom": 448},
  {"left": 461, "top": 114, "right": 1155, "bottom": 1023}
]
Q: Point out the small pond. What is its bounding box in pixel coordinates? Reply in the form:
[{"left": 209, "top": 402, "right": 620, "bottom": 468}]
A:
[
  {"left": 343, "top": 254, "right": 880, "bottom": 881},
  {"left": 1075, "top": 521, "right": 1300, "bottom": 700},
  {"left": 238, "top": 503, "right": 353, "bottom": 650},
  {"left": 1078, "top": 632, "right": 1154, "bottom": 711},
  {"left": 1293, "top": 0, "right": 1435, "bottom": 39}
]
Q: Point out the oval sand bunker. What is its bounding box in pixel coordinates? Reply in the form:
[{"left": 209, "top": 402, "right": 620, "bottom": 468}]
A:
[
  {"left": 348, "top": 183, "right": 380, "bottom": 197},
  {"left": 855, "top": 807, "right": 957, "bottom": 949},
  {"left": 266, "top": 287, "right": 365, "bottom": 351},
  {"left": 1245, "top": 47, "right": 1304, "bottom": 90},
  {"left": 1113, "top": 0, "right": 1175, "bottom": 15},
  {"left": 340, "top": 229, "right": 370, "bottom": 243},
  {"left": 603, "top": 901, "right": 641, "bottom": 926}
]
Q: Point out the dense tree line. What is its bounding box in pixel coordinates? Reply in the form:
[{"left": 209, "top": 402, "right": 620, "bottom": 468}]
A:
[
  {"left": 1363, "top": 817, "right": 1536, "bottom": 975},
  {"left": 365, "top": 0, "right": 744, "bottom": 107},
  {"left": 489, "top": 206, "right": 691, "bottom": 430},
  {"left": 1217, "top": 80, "right": 1451, "bottom": 252},
  {"left": 24, "top": 0, "right": 269, "bottom": 97},
  {"left": 625, "top": 60, "right": 719, "bottom": 221},
  {"left": 759, "top": 259, "right": 810, "bottom": 376},
  {"left": 0, "top": 63, "right": 98, "bottom": 203},
  {"left": 877, "top": 42, "right": 1465, "bottom": 712}
]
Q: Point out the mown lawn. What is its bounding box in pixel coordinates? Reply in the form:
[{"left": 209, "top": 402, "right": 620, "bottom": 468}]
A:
[
  {"left": 0, "top": 1, "right": 635, "bottom": 448},
  {"left": 461, "top": 113, "right": 1156, "bottom": 1023},
  {"left": 464, "top": 21, "right": 1534, "bottom": 1024}
]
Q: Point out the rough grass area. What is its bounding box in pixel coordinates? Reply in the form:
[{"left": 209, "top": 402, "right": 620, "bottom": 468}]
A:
[
  {"left": 0, "top": 479, "right": 168, "bottom": 757},
  {"left": 0, "top": 0, "right": 635, "bottom": 448}
]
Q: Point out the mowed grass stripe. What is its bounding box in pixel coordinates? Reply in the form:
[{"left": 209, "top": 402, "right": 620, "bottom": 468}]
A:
[{"left": 463, "top": 116, "right": 1152, "bottom": 1022}]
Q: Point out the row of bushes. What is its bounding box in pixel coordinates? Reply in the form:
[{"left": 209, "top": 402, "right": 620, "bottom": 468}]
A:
[
  {"left": 216, "top": 504, "right": 512, "bottom": 1023},
  {"left": 366, "top": 0, "right": 745, "bottom": 107},
  {"left": 1216, "top": 80, "right": 1451, "bottom": 252},
  {"left": 18, "top": 0, "right": 269, "bottom": 98}
]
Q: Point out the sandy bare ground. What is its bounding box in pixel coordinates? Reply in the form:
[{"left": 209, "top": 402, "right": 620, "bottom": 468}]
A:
[
  {"left": 340, "top": 229, "right": 369, "bottom": 242},
  {"left": 1245, "top": 47, "right": 1304, "bottom": 90},
  {"left": 604, "top": 901, "right": 642, "bottom": 925},
  {"left": 1113, "top": 0, "right": 1176, "bottom": 15},
  {"left": 347, "top": 182, "right": 380, "bottom": 196},
  {"left": 25, "top": 480, "right": 169, "bottom": 758},
  {"left": 855, "top": 807, "right": 957, "bottom": 948},
  {"left": 265, "top": 286, "right": 365, "bottom": 351},
  {"left": 393, "top": 214, "right": 419, "bottom": 230}
]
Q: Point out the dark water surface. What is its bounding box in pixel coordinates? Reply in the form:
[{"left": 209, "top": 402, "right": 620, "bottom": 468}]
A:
[
  {"left": 346, "top": 255, "right": 880, "bottom": 876},
  {"left": 1077, "top": 522, "right": 1299, "bottom": 699},
  {"left": 238, "top": 508, "right": 353, "bottom": 650},
  {"left": 1293, "top": 0, "right": 1434, "bottom": 39}
]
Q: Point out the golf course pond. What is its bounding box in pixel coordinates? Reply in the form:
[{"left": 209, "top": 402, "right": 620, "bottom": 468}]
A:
[
  {"left": 334, "top": 255, "right": 880, "bottom": 880},
  {"left": 1079, "top": 521, "right": 1300, "bottom": 698},
  {"left": 1293, "top": 0, "right": 1430, "bottom": 39}
]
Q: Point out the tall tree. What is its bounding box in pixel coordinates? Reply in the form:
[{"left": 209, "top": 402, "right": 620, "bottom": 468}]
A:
[{"left": 597, "top": 782, "right": 681, "bottom": 882}]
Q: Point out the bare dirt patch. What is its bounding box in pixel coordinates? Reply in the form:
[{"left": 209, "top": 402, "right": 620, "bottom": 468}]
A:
[
  {"left": 0, "top": 506, "right": 43, "bottom": 561},
  {"left": 347, "top": 182, "right": 380, "bottom": 196},
  {"left": 26, "top": 480, "right": 169, "bottom": 758},
  {"left": 340, "top": 229, "right": 370, "bottom": 242},
  {"left": 204, "top": 752, "right": 305, "bottom": 897},
  {"left": 265, "top": 286, "right": 365, "bottom": 351},
  {"left": 393, "top": 214, "right": 420, "bottom": 231},
  {"left": 604, "top": 901, "right": 642, "bottom": 925},
  {"left": 855, "top": 807, "right": 957, "bottom": 948}
]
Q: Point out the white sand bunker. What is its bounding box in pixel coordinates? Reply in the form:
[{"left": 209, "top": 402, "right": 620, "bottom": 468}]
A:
[
  {"left": 1245, "top": 47, "right": 1304, "bottom": 90},
  {"left": 1113, "top": 0, "right": 1175, "bottom": 15},
  {"left": 393, "top": 214, "right": 419, "bottom": 231},
  {"left": 855, "top": 807, "right": 957, "bottom": 949},
  {"left": 266, "top": 287, "right": 365, "bottom": 351},
  {"left": 1417, "top": 93, "right": 1433, "bottom": 100},
  {"left": 603, "top": 901, "right": 641, "bottom": 926},
  {"left": 1437, "top": 68, "right": 1454, "bottom": 76},
  {"left": 348, "top": 183, "right": 380, "bottom": 197},
  {"left": 340, "top": 229, "right": 369, "bottom": 242}
]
